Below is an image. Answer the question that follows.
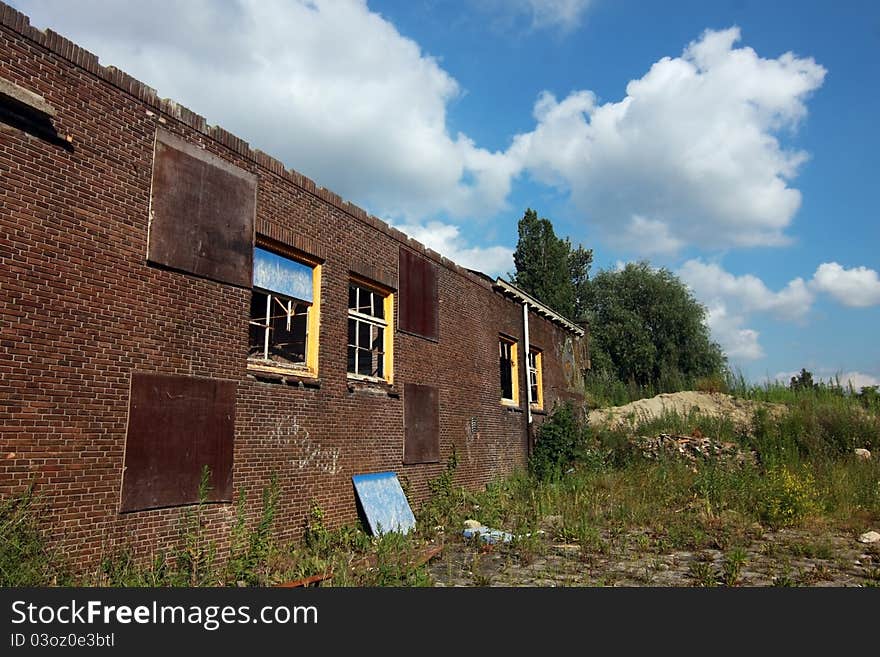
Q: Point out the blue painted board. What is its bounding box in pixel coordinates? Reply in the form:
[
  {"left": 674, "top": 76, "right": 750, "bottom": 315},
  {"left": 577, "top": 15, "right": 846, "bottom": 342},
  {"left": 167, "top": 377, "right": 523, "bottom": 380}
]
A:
[
  {"left": 352, "top": 471, "right": 416, "bottom": 536},
  {"left": 253, "top": 247, "right": 313, "bottom": 302}
]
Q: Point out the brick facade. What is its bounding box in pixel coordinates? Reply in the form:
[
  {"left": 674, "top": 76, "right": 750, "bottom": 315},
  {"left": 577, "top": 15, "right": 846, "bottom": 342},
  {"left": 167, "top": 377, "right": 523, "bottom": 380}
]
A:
[{"left": 0, "top": 3, "right": 588, "bottom": 569}]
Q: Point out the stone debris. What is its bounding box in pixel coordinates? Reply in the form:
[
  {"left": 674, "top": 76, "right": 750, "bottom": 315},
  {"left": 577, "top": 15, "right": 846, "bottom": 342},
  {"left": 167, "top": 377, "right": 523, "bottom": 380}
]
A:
[
  {"left": 858, "top": 531, "right": 880, "bottom": 544},
  {"left": 632, "top": 433, "right": 756, "bottom": 466},
  {"left": 854, "top": 448, "right": 872, "bottom": 460}
]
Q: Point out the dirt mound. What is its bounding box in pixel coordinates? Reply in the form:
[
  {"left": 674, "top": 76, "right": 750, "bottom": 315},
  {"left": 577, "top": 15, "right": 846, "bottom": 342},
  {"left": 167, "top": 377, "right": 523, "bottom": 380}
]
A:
[{"left": 587, "top": 391, "right": 784, "bottom": 430}]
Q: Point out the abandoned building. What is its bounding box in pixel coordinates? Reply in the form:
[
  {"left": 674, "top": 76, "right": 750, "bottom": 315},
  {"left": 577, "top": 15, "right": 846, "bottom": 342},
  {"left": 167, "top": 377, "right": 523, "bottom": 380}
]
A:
[{"left": 0, "top": 3, "right": 589, "bottom": 568}]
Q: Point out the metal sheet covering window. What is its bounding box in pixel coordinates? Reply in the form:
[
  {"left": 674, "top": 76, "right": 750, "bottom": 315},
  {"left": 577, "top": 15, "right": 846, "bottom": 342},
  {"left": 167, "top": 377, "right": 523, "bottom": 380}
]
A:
[
  {"left": 398, "top": 247, "right": 438, "bottom": 340},
  {"left": 248, "top": 247, "right": 320, "bottom": 374},
  {"left": 347, "top": 281, "right": 393, "bottom": 381},
  {"left": 403, "top": 383, "right": 440, "bottom": 464},
  {"left": 147, "top": 130, "right": 256, "bottom": 287},
  {"left": 121, "top": 373, "right": 235, "bottom": 512}
]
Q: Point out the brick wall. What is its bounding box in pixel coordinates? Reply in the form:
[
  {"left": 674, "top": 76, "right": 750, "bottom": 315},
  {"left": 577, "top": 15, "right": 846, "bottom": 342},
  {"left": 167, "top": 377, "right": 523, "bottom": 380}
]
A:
[{"left": 0, "top": 3, "right": 588, "bottom": 569}]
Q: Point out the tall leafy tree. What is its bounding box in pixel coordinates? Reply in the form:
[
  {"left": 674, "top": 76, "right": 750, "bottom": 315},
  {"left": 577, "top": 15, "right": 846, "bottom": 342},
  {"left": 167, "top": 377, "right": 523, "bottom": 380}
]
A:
[
  {"left": 512, "top": 209, "right": 592, "bottom": 320},
  {"left": 583, "top": 262, "right": 726, "bottom": 387}
]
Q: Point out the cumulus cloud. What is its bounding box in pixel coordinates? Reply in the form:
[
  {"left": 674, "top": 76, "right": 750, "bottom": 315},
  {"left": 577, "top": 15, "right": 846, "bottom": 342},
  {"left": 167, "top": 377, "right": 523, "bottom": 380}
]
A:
[
  {"left": 15, "top": 0, "right": 513, "bottom": 222},
  {"left": 677, "top": 259, "right": 815, "bottom": 360},
  {"left": 705, "top": 304, "right": 764, "bottom": 361},
  {"left": 810, "top": 262, "right": 880, "bottom": 307},
  {"left": 392, "top": 221, "right": 513, "bottom": 276},
  {"left": 507, "top": 27, "right": 826, "bottom": 254},
  {"left": 679, "top": 259, "right": 880, "bottom": 360},
  {"left": 17, "top": 6, "right": 826, "bottom": 259},
  {"left": 679, "top": 259, "right": 813, "bottom": 321}
]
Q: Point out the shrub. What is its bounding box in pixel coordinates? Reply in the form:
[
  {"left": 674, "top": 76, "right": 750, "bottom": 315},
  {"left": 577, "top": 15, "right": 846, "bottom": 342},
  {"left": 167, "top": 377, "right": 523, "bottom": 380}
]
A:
[
  {"left": 529, "top": 402, "right": 590, "bottom": 481},
  {"left": 760, "top": 466, "right": 822, "bottom": 526}
]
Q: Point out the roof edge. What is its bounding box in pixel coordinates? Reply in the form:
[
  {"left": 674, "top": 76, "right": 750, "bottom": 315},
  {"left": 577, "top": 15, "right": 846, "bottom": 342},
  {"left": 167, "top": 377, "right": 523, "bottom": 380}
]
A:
[{"left": 493, "top": 279, "right": 585, "bottom": 336}]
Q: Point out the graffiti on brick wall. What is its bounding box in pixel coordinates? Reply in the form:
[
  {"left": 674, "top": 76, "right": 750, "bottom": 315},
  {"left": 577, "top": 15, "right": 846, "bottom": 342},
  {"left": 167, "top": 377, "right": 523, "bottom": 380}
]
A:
[
  {"left": 267, "top": 415, "right": 341, "bottom": 475},
  {"left": 464, "top": 416, "right": 480, "bottom": 465}
]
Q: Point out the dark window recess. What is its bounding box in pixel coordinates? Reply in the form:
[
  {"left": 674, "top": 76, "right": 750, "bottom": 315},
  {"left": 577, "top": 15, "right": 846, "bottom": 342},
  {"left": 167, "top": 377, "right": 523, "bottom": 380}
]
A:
[
  {"left": 403, "top": 383, "right": 440, "bottom": 464},
  {"left": 348, "top": 282, "right": 387, "bottom": 378},
  {"left": 0, "top": 77, "right": 69, "bottom": 148},
  {"left": 147, "top": 129, "right": 256, "bottom": 288},
  {"left": 248, "top": 290, "right": 309, "bottom": 367},
  {"left": 500, "top": 339, "right": 515, "bottom": 400},
  {"left": 399, "top": 247, "right": 438, "bottom": 340},
  {"left": 121, "top": 373, "right": 235, "bottom": 512}
]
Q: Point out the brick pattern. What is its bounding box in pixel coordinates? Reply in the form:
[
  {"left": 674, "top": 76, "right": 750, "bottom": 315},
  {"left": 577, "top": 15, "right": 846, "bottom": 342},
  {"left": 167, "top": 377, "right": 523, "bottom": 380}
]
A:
[{"left": 0, "top": 2, "right": 588, "bottom": 568}]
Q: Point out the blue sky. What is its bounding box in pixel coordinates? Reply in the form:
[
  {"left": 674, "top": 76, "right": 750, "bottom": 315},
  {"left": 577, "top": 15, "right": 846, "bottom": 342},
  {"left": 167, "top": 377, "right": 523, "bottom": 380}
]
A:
[{"left": 12, "top": 0, "right": 879, "bottom": 387}]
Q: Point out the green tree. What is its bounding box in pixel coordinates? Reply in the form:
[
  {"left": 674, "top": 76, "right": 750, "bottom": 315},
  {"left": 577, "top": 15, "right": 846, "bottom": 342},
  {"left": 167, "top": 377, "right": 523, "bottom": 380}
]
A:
[
  {"left": 789, "top": 368, "right": 815, "bottom": 391},
  {"left": 512, "top": 208, "right": 592, "bottom": 320},
  {"left": 583, "top": 262, "right": 726, "bottom": 388}
]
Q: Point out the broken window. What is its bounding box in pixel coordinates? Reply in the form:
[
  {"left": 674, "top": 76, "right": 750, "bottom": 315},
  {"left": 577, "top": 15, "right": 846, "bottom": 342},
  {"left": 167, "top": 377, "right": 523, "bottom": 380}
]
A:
[
  {"left": 528, "top": 348, "right": 544, "bottom": 409},
  {"left": 348, "top": 280, "right": 393, "bottom": 381},
  {"left": 499, "top": 336, "right": 519, "bottom": 405},
  {"left": 249, "top": 246, "right": 321, "bottom": 375}
]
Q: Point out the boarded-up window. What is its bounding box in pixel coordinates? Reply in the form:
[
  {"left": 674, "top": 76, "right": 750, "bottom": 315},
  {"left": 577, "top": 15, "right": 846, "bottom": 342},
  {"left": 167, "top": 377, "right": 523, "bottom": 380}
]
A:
[
  {"left": 399, "top": 247, "right": 438, "bottom": 340},
  {"left": 148, "top": 129, "right": 256, "bottom": 287},
  {"left": 403, "top": 383, "right": 440, "bottom": 464},
  {"left": 121, "top": 373, "right": 235, "bottom": 512}
]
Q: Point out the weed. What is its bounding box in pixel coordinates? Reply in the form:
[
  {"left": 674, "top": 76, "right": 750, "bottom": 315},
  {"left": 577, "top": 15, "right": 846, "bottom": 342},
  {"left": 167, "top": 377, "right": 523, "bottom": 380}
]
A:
[
  {"left": 0, "top": 485, "right": 67, "bottom": 586},
  {"left": 226, "top": 474, "right": 281, "bottom": 585},
  {"left": 721, "top": 547, "right": 747, "bottom": 586},
  {"left": 689, "top": 559, "right": 717, "bottom": 587}
]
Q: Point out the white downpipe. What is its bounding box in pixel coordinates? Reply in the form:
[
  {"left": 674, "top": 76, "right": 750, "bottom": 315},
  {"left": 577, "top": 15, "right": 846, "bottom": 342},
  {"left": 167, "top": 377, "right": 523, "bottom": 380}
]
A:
[{"left": 522, "top": 301, "right": 532, "bottom": 424}]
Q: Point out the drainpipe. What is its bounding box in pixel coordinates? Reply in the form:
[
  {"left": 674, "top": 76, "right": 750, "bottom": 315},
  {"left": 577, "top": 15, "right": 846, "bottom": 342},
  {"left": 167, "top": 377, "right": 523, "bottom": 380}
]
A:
[{"left": 522, "top": 301, "right": 532, "bottom": 425}]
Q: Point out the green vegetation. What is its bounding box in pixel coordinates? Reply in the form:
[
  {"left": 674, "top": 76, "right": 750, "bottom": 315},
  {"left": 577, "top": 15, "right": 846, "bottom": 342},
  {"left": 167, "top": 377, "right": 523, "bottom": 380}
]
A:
[
  {"left": 528, "top": 401, "right": 591, "bottom": 481},
  {"left": 512, "top": 208, "right": 593, "bottom": 321},
  {"left": 4, "top": 383, "right": 878, "bottom": 587},
  {"left": 583, "top": 263, "right": 726, "bottom": 396},
  {"left": 511, "top": 208, "right": 725, "bottom": 406}
]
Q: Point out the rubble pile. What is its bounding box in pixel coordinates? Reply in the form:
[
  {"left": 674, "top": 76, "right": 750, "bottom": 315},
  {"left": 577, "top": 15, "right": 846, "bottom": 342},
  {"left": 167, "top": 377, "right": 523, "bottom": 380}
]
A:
[{"left": 632, "top": 432, "right": 756, "bottom": 466}]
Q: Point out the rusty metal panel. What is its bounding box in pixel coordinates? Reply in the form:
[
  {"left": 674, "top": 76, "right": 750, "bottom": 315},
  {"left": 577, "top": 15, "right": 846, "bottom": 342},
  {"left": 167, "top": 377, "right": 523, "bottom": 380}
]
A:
[
  {"left": 403, "top": 383, "right": 440, "bottom": 464},
  {"left": 148, "top": 129, "right": 256, "bottom": 287},
  {"left": 399, "top": 247, "right": 439, "bottom": 340},
  {"left": 121, "top": 373, "right": 235, "bottom": 512}
]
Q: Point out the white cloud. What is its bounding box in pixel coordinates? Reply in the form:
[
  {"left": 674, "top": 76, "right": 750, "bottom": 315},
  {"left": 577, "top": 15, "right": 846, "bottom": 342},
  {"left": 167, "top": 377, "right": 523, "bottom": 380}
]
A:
[
  {"left": 507, "top": 27, "right": 826, "bottom": 254},
  {"left": 15, "top": 0, "right": 512, "bottom": 222},
  {"left": 17, "top": 7, "right": 826, "bottom": 259},
  {"left": 705, "top": 303, "right": 764, "bottom": 361},
  {"left": 617, "top": 216, "right": 684, "bottom": 255},
  {"left": 477, "top": 0, "right": 592, "bottom": 32},
  {"left": 679, "top": 259, "right": 813, "bottom": 321},
  {"left": 393, "top": 221, "right": 513, "bottom": 276},
  {"left": 677, "top": 259, "right": 815, "bottom": 361},
  {"left": 810, "top": 262, "right": 880, "bottom": 308},
  {"left": 773, "top": 369, "right": 880, "bottom": 391},
  {"left": 517, "top": 0, "right": 592, "bottom": 31},
  {"left": 839, "top": 371, "right": 880, "bottom": 391}
]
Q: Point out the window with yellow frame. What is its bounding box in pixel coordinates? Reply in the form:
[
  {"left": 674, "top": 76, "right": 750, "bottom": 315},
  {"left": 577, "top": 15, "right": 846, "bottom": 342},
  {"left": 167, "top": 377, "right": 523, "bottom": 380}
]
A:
[
  {"left": 248, "top": 244, "right": 321, "bottom": 377},
  {"left": 528, "top": 347, "right": 544, "bottom": 409},
  {"left": 347, "top": 278, "right": 394, "bottom": 383},
  {"left": 499, "top": 336, "right": 519, "bottom": 405}
]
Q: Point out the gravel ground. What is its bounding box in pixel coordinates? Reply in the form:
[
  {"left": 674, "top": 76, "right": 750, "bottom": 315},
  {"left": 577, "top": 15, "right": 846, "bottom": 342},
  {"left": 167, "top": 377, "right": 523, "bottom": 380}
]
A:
[{"left": 428, "top": 525, "right": 880, "bottom": 587}]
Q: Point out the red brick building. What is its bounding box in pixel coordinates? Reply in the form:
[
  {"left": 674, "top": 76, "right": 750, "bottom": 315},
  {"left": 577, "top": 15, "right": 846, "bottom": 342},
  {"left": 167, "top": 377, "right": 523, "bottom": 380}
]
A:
[{"left": 0, "top": 3, "right": 589, "bottom": 568}]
